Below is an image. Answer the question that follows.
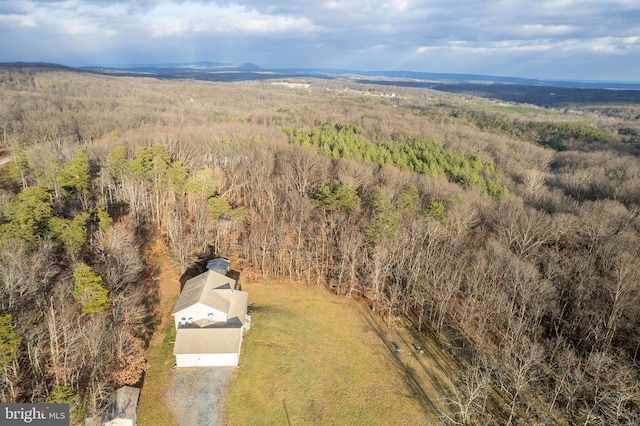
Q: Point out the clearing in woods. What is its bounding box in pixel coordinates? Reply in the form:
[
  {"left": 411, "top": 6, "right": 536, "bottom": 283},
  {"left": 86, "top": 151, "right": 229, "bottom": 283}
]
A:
[
  {"left": 223, "top": 280, "right": 454, "bottom": 425},
  {"left": 135, "top": 242, "right": 455, "bottom": 425}
]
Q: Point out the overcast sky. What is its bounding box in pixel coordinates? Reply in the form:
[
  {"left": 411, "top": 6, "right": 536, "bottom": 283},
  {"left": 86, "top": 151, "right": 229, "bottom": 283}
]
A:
[{"left": 1, "top": 0, "right": 639, "bottom": 81}]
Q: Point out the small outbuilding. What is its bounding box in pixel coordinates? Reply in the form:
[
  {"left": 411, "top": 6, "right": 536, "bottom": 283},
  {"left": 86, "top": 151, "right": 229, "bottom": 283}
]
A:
[
  {"left": 103, "top": 386, "right": 140, "bottom": 426},
  {"left": 206, "top": 258, "right": 230, "bottom": 276}
]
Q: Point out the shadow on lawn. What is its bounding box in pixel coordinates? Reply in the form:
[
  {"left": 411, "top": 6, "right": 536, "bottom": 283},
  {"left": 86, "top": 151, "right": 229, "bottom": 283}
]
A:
[
  {"left": 359, "top": 308, "right": 445, "bottom": 418},
  {"left": 400, "top": 315, "right": 462, "bottom": 384}
]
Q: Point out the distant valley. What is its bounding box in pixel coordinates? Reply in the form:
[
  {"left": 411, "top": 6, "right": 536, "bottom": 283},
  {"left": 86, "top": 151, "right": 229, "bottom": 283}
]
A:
[
  {"left": 3, "top": 60, "right": 640, "bottom": 107},
  {"left": 79, "top": 61, "right": 640, "bottom": 107}
]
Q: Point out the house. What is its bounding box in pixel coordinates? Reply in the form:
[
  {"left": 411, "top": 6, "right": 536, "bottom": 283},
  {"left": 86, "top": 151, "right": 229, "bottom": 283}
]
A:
[
  {"left": 103, "top": 386, "right": 140, "bottom": 426},
  {"left": 172, "top": 260, "right": 249, "bottom": 367}
]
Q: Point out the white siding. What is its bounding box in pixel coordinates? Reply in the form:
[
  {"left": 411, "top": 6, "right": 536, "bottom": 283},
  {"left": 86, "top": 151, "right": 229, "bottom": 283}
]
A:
[
  {"left": 174, "top": 303, "right": 227, "bottom": 328},
  {"left": 201, "top": 353, "right": 238, "bottom": 366},
  {"left": 104, "top": 420, "right": 134, "bottom": 426},
  {"left": 175, "top": 353, "right": 238, "bottom": 367},
  {"left": 175, "top": 354, "right": 200, "bottom": 367}
]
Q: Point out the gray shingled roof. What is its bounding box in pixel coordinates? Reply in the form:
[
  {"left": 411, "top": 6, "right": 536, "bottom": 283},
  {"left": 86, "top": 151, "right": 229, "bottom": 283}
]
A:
[
  {"left": 172, "top": 270, "right": 237, "bottom": 315},
  {"left": 173, "top": 327, "right": 243, "bottom": 355},
  {"left": 188, "top": 288, "right": 248, "bottom": 328},
  {"left": 227, "top": 290, "right": 249, "bottom": 325},
  {"left": 107, "top": 386, "right": 140, "bottom": 422},
  {"left": 171, "top": 269, "right": 249, "bottom": 357},
  {"left": 207, "top": 257, "right": 230, "bottom": 276}
]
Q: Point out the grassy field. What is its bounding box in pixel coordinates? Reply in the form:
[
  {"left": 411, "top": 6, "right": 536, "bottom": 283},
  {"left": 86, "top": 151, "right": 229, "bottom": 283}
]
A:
[{"left": 223, "top": 280, "right": 453, "bottom": 425}]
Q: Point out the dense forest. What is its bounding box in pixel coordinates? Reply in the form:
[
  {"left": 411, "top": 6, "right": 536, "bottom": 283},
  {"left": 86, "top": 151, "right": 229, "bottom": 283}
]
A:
[{"left": 1, "top": 65, "right": 640, "bottom": 424}]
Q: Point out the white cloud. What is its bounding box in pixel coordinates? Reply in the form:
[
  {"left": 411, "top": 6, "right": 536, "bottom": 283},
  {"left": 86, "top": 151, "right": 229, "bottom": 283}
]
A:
[
  {"left": 385, "top": 0, "right": 409, "bottom": 13},
  {"left": 587, "top": 36, "right": 640, "bottom": 53},
  {"left": 145, "top": 2, "right": 319, "bottom": 36},
  {"left": 19, "top": 19, "right": 38, "bottom": 28},
  {"left": 0, "top": 14, "right": 36, "bottom": 28},
  {"left": 518, "top": 24, "right": 575, "bottom": 37}
]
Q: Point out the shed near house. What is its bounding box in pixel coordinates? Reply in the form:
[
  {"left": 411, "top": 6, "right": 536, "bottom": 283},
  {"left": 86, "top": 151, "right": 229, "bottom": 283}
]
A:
[
  {"left": 103, "top": 386, "right": 140, "bottom": 426},
  {"left": 206, "top": 257, "right": 230, "bottom": 276},
  {"left": 171, "top": 263, "right": 249, "bottom": 367}
]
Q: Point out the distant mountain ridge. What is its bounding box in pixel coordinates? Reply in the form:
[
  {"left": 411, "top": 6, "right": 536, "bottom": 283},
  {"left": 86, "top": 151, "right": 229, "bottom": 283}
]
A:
[
  {"left": 78, "top": 61, "right": 640, "bottom": 90},
  {"left": 83, "top": 61, "right": 264, "bottom": 72}
]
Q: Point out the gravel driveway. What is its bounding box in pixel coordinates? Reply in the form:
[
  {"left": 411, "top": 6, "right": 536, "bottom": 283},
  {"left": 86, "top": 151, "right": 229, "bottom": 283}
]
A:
[{"left": 165, "top": 367, "right": 233, "bottom": 426}]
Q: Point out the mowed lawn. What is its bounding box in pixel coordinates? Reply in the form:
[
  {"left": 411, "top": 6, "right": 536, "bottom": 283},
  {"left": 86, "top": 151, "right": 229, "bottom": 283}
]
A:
[{"left": 224, "top": 281, "right": 448, "bottom": 425}]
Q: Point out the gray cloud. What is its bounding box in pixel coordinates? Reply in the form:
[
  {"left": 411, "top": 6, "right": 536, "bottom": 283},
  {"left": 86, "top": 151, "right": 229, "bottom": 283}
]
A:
[{"left": 0, "top": 0, "right": 638, "bottom": 80}]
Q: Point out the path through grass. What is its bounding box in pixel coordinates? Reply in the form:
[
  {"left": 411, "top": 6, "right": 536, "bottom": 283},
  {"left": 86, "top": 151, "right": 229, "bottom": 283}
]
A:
[
  {"left": 137, "top": 313, "right": 178, "bottom": 426},
  {"left": 137, "top": 238, "right": 181, "bottom": 426}
]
